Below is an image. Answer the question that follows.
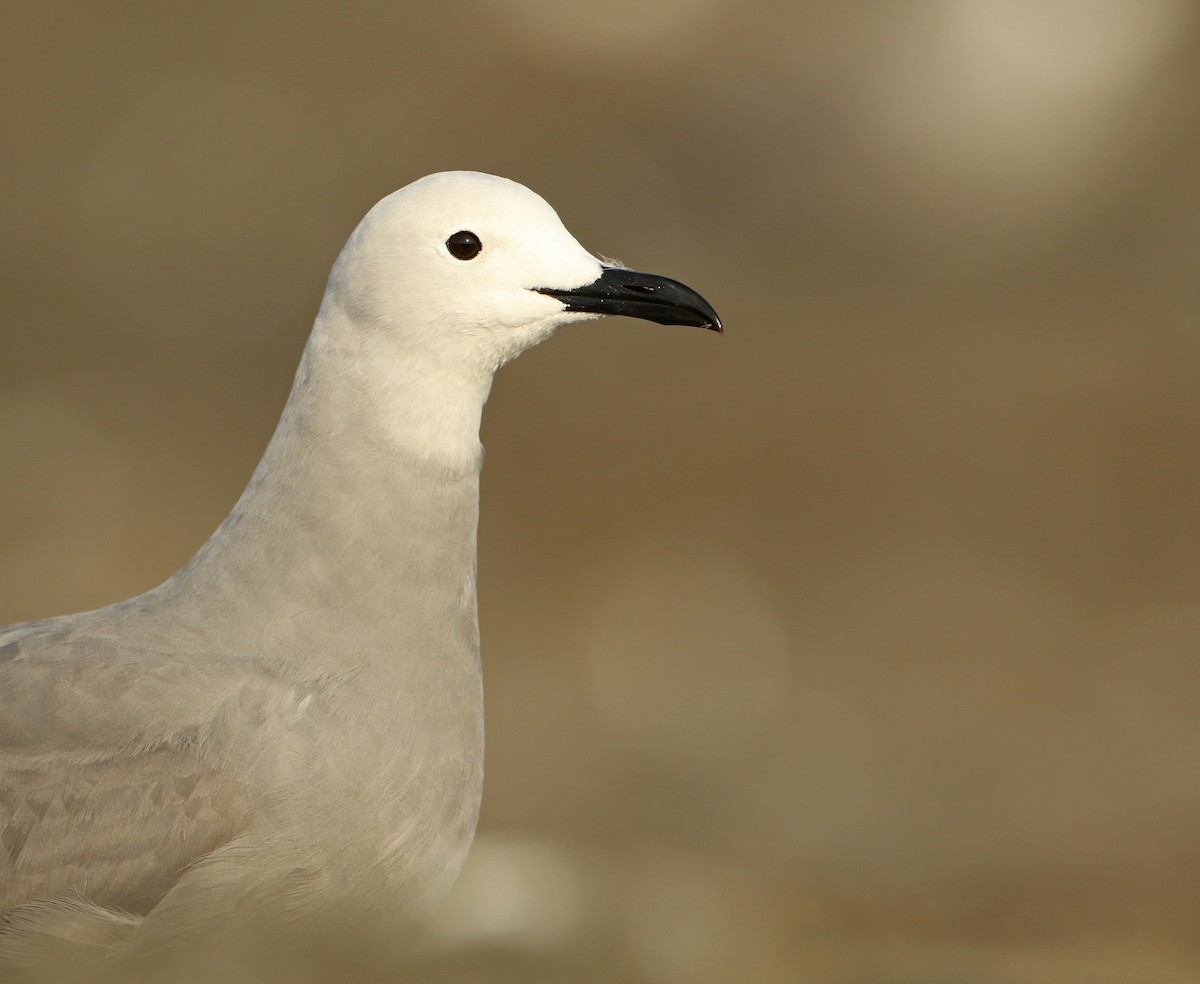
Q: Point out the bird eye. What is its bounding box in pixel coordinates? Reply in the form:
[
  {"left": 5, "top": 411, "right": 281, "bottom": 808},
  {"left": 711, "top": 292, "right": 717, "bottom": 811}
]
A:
[{"left": 446, "top": 230, "right": 482, "bottom": 260}]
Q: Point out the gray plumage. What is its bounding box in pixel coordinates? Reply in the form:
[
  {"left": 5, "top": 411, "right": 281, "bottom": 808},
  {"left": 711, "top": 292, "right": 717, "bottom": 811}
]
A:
[{"left": 0, "top": 171, "right": 720, "bottom": 970}]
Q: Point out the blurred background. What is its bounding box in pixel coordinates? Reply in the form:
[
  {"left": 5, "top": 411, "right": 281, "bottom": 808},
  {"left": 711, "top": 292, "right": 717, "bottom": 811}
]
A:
[{"left": 2, "top": 2, "right": 1199, "bottom": 981}]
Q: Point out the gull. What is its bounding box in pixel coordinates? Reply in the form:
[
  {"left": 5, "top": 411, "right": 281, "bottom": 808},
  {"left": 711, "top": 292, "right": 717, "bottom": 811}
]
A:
[{"left": 0, "top": 171, "right": 720, "bottom": 970}]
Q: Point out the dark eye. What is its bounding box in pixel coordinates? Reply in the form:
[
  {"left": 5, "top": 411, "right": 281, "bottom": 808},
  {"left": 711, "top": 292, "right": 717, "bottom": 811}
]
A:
[{"left": 446, "top": 230, "right": 482, "bottom": 260}]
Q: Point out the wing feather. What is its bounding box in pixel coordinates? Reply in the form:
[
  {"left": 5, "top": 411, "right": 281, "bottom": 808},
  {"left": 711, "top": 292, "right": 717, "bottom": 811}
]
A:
[
  {"left": 0, "top": 610, "right": 260, "bottom": 921},
  {"left": 2, "top": 745, "right": 250, "bottom": 918}
]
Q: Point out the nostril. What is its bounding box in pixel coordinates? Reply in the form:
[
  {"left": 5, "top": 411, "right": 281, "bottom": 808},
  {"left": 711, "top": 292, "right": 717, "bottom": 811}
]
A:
[{"left": 626, "top": 283, "right": 656, "bottom": 295}]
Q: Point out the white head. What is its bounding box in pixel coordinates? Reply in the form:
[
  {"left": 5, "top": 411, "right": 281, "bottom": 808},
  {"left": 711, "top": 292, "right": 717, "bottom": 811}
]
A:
[
  {"left": 303, "top": 171, "right": 719, "bottom": 469},
  {"left": 322, "top": 171, "right": 720, "bottom": 380},
  {"left": 326, "top": 172, "right": 603, "bottom": 376}
]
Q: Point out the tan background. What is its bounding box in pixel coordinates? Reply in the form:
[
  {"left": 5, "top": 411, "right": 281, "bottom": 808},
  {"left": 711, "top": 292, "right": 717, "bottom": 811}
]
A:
[{"left": 2, "top": 3, "right": 1198, "bottom": 981}]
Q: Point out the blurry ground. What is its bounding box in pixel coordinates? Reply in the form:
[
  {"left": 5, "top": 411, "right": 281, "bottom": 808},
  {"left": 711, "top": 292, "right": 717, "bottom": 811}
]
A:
[{"left": 2, "top": 2, "right": 1199, "bottom": 982}]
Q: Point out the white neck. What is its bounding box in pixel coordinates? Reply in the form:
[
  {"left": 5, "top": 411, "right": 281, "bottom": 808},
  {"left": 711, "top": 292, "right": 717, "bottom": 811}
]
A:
[
  {"left": 305, "top": 296, "right": 495, "bottom": 475},
  {"left": 154, "top": 293, "right": 494, "bottom": 679}
]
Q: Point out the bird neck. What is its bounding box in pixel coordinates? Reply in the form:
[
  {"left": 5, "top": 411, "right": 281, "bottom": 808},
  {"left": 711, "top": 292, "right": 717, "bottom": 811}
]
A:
[{"left": 156, "top": 299, "right": 492, "bottom": 679}]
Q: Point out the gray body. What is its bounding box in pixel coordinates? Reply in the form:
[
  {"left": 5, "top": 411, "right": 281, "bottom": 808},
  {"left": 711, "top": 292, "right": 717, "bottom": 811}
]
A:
[{"left": 1, "top": 318, "right": 484, "bottom": 958}]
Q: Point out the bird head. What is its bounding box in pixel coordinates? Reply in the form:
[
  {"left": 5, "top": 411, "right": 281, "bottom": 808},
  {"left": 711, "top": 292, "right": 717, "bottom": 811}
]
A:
[{"left": 325, "top": 171, "right": 721, "bottom": 377}]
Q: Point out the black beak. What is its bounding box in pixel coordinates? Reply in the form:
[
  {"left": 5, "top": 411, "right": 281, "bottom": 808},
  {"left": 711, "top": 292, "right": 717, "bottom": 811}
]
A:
[{"left": 534, "top": 267, "right": 723, "bottom": 333}]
